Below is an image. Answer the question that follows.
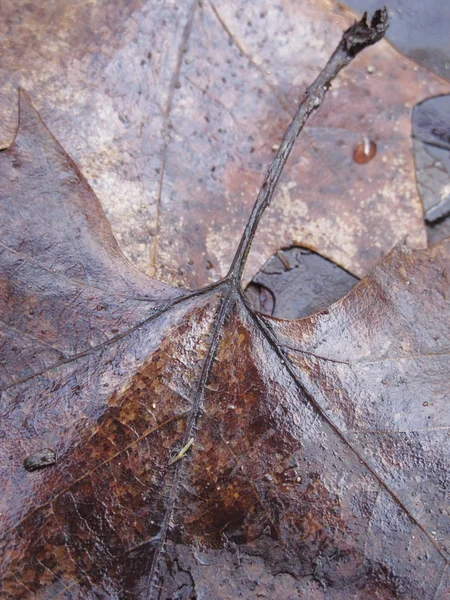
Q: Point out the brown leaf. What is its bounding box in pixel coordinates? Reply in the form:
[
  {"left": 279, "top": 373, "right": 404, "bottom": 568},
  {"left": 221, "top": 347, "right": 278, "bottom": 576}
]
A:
[
  {"left": 1, "top": 11, "right": 450, "bottom": 600},
  {"left": 1, "top": 0, "right": 449, "bottom": 289}
]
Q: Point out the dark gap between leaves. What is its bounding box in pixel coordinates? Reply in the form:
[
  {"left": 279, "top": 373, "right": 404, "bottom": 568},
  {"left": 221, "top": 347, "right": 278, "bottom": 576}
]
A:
[
  {"left": 412, "top": 94, "right": 450, "bottom": 245},
  {"left": 245, "top": 247, "right": 360, "bottom": 320}
]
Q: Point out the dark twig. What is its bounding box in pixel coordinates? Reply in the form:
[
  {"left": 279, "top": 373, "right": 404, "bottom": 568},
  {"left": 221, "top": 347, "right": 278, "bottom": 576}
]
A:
[
  {"left": 143, "top": 15, "right": 388, "bottom": 594},
  {"left": 227, "top": 8, "right": 388, "bottom": 285}
]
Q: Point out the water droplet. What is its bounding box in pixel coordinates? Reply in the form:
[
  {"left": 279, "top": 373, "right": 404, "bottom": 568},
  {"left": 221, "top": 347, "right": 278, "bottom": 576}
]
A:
[{"left": 353, "top": 138, "right": 377, "bottom": 164}]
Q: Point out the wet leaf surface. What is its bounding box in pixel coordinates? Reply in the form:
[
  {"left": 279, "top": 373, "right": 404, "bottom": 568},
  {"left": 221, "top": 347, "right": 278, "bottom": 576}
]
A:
[
  {"left": 1, "top": 0, "right": 450, "bottom": 290},
  {"left": 1, "top": 12, "right": 450, "bottom": 596},
  {"left": 245, "top": 0, "right": 450, "bottom": 319}
]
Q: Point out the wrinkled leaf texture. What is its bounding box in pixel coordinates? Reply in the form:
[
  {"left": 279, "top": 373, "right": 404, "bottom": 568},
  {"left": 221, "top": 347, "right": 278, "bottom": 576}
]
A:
[
  {"left": 1, "top": 15, "right": 450, "bottom": 600},
  {"left": 1, "top": 0, "right": 450, "bottom": 289}
]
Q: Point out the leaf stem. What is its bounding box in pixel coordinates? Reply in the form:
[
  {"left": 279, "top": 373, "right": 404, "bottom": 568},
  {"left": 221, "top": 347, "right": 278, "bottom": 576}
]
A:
[{"left": 227, "top": 8, "right": 388, "bottom": 285}]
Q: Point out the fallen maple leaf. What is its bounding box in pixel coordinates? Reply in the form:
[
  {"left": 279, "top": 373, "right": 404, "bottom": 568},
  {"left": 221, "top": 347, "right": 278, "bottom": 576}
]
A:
[
  {"left": 1, "top": 9, "right": 449, "bottom": 600},
  {"left": 2, "top": 0, "right": 450, "bottom": 289}
]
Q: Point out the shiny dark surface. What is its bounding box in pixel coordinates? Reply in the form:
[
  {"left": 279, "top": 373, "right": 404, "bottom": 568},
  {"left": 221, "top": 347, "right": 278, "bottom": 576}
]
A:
[
  {"left": 1, "top": 0, "right": 448, "bottom": 290},
  {"left": 413, "top": 95, "right": 450, "bottom": 245},
  {"left": 0, "top": 87, "right": 449, "bottom": 599},
  {"left": 246, "top": 247, "right": 359, "bottom": 319}
]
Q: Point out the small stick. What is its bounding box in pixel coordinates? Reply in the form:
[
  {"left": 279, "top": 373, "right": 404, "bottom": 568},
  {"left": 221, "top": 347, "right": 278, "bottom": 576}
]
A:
[
  {"left": 227, "top": 9, "right": 388, "bottom": 284},
  {"left": 168, "top": 437, "right": 194, "bottom": 466}
]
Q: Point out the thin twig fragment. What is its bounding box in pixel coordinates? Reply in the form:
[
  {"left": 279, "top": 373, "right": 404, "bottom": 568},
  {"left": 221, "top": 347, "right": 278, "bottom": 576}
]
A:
[
  {"left": 168, "top": 437, "right": 194, "bottom": 466},
  {"left": 227, "top": 8, "right": 388, "bottom": 285}
]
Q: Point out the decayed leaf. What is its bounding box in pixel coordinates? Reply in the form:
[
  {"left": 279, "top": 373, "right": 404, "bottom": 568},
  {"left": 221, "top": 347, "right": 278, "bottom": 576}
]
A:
[
  {"left": 1, "top": 11, "right": 449, "bottom": 600},
  {"left": 1, "top": 0, "right": 450, "bottom": 289}
]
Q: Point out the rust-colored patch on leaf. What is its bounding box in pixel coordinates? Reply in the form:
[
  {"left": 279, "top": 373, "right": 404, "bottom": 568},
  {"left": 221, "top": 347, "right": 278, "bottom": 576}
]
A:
[{"left": 1, "top": 8, "right": 449, "bottom": 600}]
